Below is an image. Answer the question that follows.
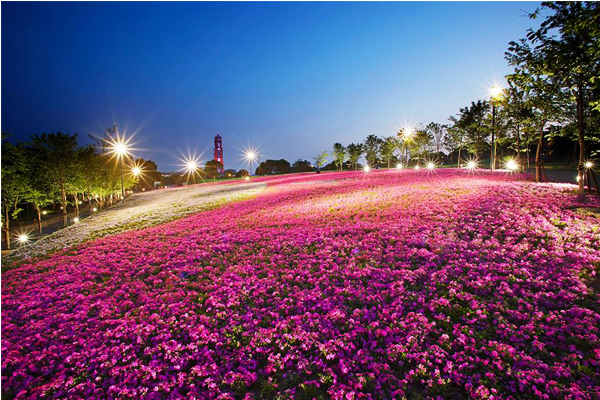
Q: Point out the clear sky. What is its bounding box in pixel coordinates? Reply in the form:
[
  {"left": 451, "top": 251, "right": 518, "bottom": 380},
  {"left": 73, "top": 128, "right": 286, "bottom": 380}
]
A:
[{"left": 2, "top": 1, "right": 541, "bottom": 171}]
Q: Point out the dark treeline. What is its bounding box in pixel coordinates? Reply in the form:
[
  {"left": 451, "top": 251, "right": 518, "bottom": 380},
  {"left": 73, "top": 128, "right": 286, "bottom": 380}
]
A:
[{"left": 1, "top": 128, "right": 161, "bottom": 249}]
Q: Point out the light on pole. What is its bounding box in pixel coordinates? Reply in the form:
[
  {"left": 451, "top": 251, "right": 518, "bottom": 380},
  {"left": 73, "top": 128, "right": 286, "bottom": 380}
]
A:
[
  {"left": 107, "top": 134, "right": 133, "bottom": 204},
  {"left": 244, "top": 149, "right": 261, "bottom": 175},
  {"left": 489, "top": 85, "right": 503, "bottom": 171}
]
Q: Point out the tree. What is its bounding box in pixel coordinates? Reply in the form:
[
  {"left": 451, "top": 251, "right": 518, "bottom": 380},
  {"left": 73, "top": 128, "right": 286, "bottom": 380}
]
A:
[
  {"left": 22, "top": 146, "right": 57, "bottom": 234},
  {"left": 332, "top": 143, "right": 346, "bottom": 171},
  {"left": 507, "top": 33, "right": 564, "bottom": 182},
  {"left": 29, "top": 133, "right": 80, "bottom": 228},
  {"left": 424, "top": 123, "right": 447, "bottom": 160},
  {"left": 1, "top": 136, "right": 29, "bottom": 249},
  {"left": 525, "top": 2, "right": 600, "bottom": 193},
  {"left": 444, "top": 119, "right": 465, "bottom": 166},
  {"left": 204, "top": 160, "right": 224, "bottom": 179},
  {"left": 455, "top": 101, "right": 491, "bottom": 161},
  {"left": 313, "top": 152, "right": 328, "bottom": 173},
  {"left": 363, "top": 135, "right": 383, "bottom": 167},
  {"left": 292, "top": 159, "right": 314, "bottom": 173},
  {"left": 380, "top": 137, "right": 399, "bottom": 168},
  {"left": 235, "top": 169, "right": 249, "bottom": 178},
  {"left": 346, "top": 143, "right": 364, "bottom": 170},
  {"left": 255, "top": 159, "right": 291, "bottom": 175}
]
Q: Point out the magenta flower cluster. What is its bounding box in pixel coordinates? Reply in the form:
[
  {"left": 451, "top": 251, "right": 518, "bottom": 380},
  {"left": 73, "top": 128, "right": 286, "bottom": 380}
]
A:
[{"left": 3, "top": 170, "right": 600, "bottom": 399}]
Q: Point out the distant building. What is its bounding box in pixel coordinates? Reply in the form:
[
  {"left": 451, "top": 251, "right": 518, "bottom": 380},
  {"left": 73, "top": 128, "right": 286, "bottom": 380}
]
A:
[{"left": 214, "top": 132, "right": 224, "bottom": 173}]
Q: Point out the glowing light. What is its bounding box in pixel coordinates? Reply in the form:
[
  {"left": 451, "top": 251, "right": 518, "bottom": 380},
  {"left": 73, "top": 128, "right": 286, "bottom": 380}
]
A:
[
  {"left": 584, "top": 161, "right": 593, "bottom": 169},
  {"left": 505, "top": 159, "right": 519, "bottom": 171},
  {"left": 79, "top": 201, "right": 83, "bottom": 205},
  {"left": 18, "top": 234, "right": 30, "bottom": 244},
  {"left": 106, "top": 134, "right": 133, "bottom": 160},
  {"left": 93, "top": 207, "right": 98, "bottom": 212},
  {"left": 426, "top": 162, "right": 435, "bottom": 170},
  {"left": 73, "top": 217, "right": 80, "bottom": 223},
  {"left": 132, "top": 166, "right": 142, "bottom": 176},
  {"left": 245, "top": 150, "right": 257, "bottom": 162},
  {"left": 363, "top": 165, "right": 371, "bottom": 173},
  {"left": 396, "top": 163, "right": 403, "bottom": 169},
  {"left": 142, "top": 188, "right": 145, "bottom": 191},
  {"left": 401, "top": 126, "right": 414, "bottom": 139},
  {"left": 180, "top": 154, "right": 202, "bottom": 178},
  {"left": 414, "top": 165, "right": 420, "bottom": 170},
  {"left": 244, "top": 176, "right": 250, "bottom": 181},
  {"left": 489, "top": 85, "right": 503, "bottom": 99},
  {"left": 42, "top": 211, "right": 48, "bottom": 215}
]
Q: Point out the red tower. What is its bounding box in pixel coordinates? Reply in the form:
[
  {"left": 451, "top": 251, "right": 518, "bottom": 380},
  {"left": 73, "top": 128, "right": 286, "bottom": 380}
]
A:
[{"left": 213, "top": 132, "right": 224, "bottom": 173}]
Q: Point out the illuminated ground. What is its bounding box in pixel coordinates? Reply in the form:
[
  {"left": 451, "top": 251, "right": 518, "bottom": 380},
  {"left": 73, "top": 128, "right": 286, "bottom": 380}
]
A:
[
  {"left": 2, "top": 169, "right": 600, "bottom": 399},
  {"left": 5, "top": 181, "right": 265, "bottom": 263}
]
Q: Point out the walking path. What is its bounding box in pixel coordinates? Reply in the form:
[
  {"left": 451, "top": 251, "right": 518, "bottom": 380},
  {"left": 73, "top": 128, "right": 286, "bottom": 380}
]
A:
[{"left": 4, "top": 181, "right": 265, "bottom": 264}]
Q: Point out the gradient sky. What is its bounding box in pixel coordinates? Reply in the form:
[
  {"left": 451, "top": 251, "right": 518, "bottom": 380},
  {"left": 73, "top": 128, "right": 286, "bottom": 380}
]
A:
[{"left": 2, "top": 1, "right": 541, "bottom": 171}]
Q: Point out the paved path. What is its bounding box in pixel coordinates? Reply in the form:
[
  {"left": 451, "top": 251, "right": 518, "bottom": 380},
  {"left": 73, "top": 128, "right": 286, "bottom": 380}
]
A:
[{"left": 4, "top": 182, "right": 265, "bottom": 263}]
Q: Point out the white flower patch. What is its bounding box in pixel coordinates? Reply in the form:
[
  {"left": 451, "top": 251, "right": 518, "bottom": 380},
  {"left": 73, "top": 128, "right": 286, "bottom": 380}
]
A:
[{"left": 8, "top": 182, "right": 266, "bottom": 262}]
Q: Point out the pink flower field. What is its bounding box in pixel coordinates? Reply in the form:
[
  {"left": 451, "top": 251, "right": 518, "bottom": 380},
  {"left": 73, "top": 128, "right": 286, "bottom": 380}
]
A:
[{"left": 2, "top": 169, "right": 600, "bottom": 399}]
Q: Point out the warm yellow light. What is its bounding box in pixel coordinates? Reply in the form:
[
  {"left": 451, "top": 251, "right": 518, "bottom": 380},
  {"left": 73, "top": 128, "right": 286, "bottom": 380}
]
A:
[
  {"left": 426, "top": 162, "right": 435, "bottom": 170},
  {"left": 132, "top": 166, "right": 142, "bottom": 176},
  {"left": 363, "top": 165, "right": 371, "bottom": 173},
  {"left": 93, "top": 207, "right": 98, "bottom": 212},
  {"left": 585, "top": 161, "right": 593, "bottom": 169},
  {"left": 466, "top": 161, "right": 477, "bottom": 169},
  {"left": 414, "top": 165, "right": 420, "bottom": 170},
  {"left": 185, "top": 160, "right": 198, "bottom": 173},
  {"left": 107, "top": 135, "right": 133, "bottom": 160},
  {"left": 42, "top": 211, "right": 48, "bottom": 215},
  {"left": 396, "top": 163, "right": 403, "bottom": 169},
  {"left": 18, "top": 234, "right": 30, "bottom": 244},
  {"left": 402, "top": 126, "right": 414, "bottom": 139},
  {"left": 142, "top": 188, "right": 145, "bottom": 191},
  {"left": 244, "top": 176, "right": 250, "bottom": 181},
  {"left": 489, "top": 85, "right": 503, "bottom": 99},
  {"left": 245, "top": 150, "right": 257, "bottom": 162},
  {"left": 505, "top": 159, "right": 518, "bottom": 171},
  {"left": 576, "top": 175, "right": 581, "bottom": 182},
  {"left": 73, "top": 217, "right": 79, "bottom": 223}
]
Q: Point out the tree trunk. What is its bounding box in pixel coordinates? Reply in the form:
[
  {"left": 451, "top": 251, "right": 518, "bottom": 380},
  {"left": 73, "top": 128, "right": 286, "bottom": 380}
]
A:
[
  {"left": 60, "top": 190, "right": 67, "bottom": 228},
  {"left": 535, "top": 122, "right": 546, "bottom": 183},
  {"left": 576, "top": 88, "right": 586, "bottom": 196},
  {"left": 73, "top": 194, "right": 80, "bottom": 217},
  {"left": 491, "top": 104, "right": 496, "bottom": 170},
  {"left": 36, "top": 205, "right": 42, "bottom": 234},
  {"left": 516, "top": 123, "right": 521, "bottom": 157},
  {"left": 3, "top": 207, "right": 10, "bottom": 250}
]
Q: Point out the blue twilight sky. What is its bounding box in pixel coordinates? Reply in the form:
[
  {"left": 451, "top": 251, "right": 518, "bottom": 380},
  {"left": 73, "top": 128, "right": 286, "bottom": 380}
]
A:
[{"left": 2, "top": 1, "right": 541, "bottom": 171}]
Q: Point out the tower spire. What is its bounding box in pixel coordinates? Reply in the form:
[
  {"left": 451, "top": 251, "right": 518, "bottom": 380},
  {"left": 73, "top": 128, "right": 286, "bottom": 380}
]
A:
[{"left": 213, "top": 132, "right": 224, "bottom": 174}]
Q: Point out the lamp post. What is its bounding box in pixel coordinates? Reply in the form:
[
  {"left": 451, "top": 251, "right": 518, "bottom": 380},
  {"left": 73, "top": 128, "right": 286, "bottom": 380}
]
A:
[
  {"left": 107, "top": 134, "right": 132, "bottom": 204},
  {"left": 244, "top": 149, "right": 260, "bottom": 175},
  {"left": 489, "top": 85, "right": 503, "bottom": 170}
]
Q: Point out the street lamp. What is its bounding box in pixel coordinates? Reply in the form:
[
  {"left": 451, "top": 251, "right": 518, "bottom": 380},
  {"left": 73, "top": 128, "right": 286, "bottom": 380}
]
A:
[
  {"left": 106, "top": 133, "right": 133, "bottom": 204},
  {"left": 489, "top": 85, "right": 504, "bottom": 171},
  {"left": 505, "top": 158, "right": 519, "bottom": 171},
  {"left": 244, "top": 148, "right": 261, "bottom": 175},
  {"left": 17, "top": 233, "right": 30, "bottom": 245}
]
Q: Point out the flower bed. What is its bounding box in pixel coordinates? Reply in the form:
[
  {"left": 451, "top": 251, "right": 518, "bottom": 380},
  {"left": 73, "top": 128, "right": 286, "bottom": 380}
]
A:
[
  {"left": 6, "top": 182, "right": 265, "bottom": 263},
  {"left": 2, "top": 169, "right": 600, "bottom": 399}
]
